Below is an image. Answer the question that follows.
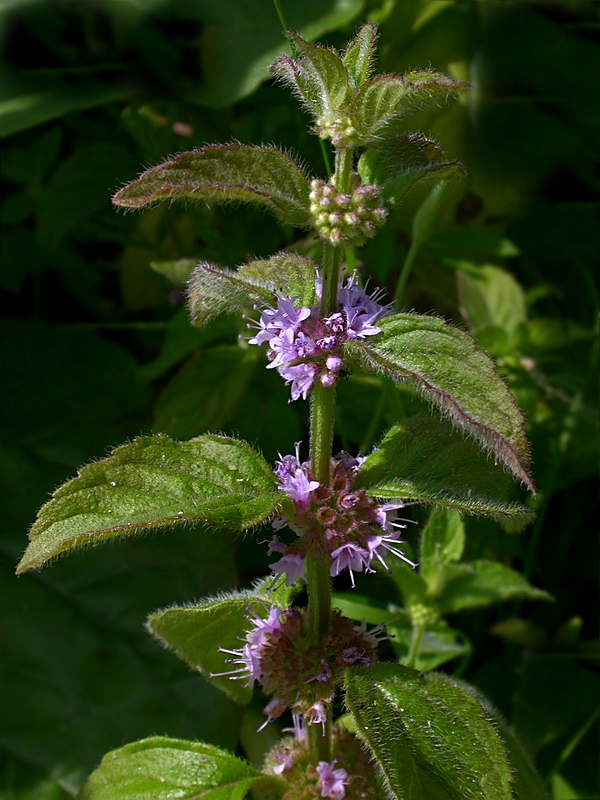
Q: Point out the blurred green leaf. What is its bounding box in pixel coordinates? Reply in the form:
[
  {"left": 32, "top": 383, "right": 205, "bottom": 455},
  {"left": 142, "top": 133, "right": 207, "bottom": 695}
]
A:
[
  {"left": 17, "top": 434, "right": 282, "bottom": 573},
  {"left": 439, "top": 561, "right": 551, "bottom": 614},
  {"left": 355, "top": 415, "right": 535, "bottom": 528},
  {"left": 420, "top": 508, "right": 465, "bottom": 592},
  {"left": 149, "top": 258, "right": 196, "bottom": 285},
  {"left": 348, "top": 313, "right": 536, "bottom": 493},
  {"left": 78, "top": 736, "right": 285, "bottom": 800},
  {"left": 346, "top": 664, "right": 513, "bottom": 800},
  {"left": 387, "top": 619, "right": 470, "bottom": 672},
  {"left": 112, "top": 144, "right": 311, "bottom": 227},
  {"left": 457, "top": 264, "right": 527, "bottom": 339}
]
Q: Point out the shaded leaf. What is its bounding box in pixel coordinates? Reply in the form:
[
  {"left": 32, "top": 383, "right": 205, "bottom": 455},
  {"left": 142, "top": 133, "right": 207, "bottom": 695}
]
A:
[
  {"left": 420, "top": 508, "right": 465, "bottom": 593},
  {"left": 112, "top": 143, "right": 311, "bottom": 227},
  {"left": 347, "top": 313, "right": 536, "bottom": 493},
  {"left": 343, "top": 23, "right": 379, "bottom": 89},
  {"left": 457, "top": 264, "right": 527, "bottom": 339},
  {"left": 349, "top": 71, "right": 466, "bottom": 144},
  {"left": 358, "top": 134, "right": 464, "bottom": 205},
  {"left": 440, "top": 561, "right": 551, "bottom": 613},
  {"left": 355, "top": 415, "right": 535, "bottom": 528},
  {"left": 345, "top": 664, "right": 513, "bottom": 800},
  {"left": 17, "top": 434, "right": 282, "bottom": 573},
  {"left": 187, "top": 254, "right": 318, "bottom": 327},
  {"left": 150, "top": 258, "right": 197, "bottom": 285},
  {"left": 387, "top": 619, "right": 470, "bottom": 672},
  {"left": 148, "top": 581, "right": 293, "bottom": 705},
  {"left": 78, "top": 736, "right": 285, "bottom": 800}
]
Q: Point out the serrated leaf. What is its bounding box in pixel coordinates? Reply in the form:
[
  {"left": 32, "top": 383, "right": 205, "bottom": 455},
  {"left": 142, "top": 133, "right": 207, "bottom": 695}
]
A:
[
  {"left": 357, "top": 134, "right": 464, "bottom": 205},
  {"left": 440, "top": 561, "right": 551, "bottom": 614},
  {"left": 347, "top": 314, "right": 536, "bottom": 494},
  {"left": 342, "top": 23, "right": 378, "bottom": 89},
  {"left": 285, "top": 32, "right": 351, "bottom": 118},
  {"left": 420, "top": 508, "right": 465, "bottom": 592},
  {"left": 354, "top": 415, "right": 535, "bottom": 528},
  {"left": 345, "top": 664, "right": 513, "bottom": 800},
  {"left": 187, "top": 254, "right": 318, "bottom": 328},
  {"left": 17, "top": 434, "right": 282, "bottom": 574},
  {"left": 147, "top": 581, "right": 292, "bottom": 705},
  {"left": 349, "top": 72, "right": 466, "bottom": 144},
  {"left": 112, "top": 144, "right": 311, "bottom": 227},
  {"left": 78, "top": 736, "right": 286, "bottom": 800}
]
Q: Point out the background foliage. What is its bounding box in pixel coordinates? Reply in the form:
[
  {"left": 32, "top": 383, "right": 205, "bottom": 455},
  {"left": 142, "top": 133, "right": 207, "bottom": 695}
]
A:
[{"left": 1, "top": 1, "right": 598, "bottom": 798}]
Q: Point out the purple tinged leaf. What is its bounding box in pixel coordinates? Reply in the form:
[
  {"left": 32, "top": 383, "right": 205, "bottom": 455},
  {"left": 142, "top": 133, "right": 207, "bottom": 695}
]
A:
[
  {"left": 342, "top": 23, "right": 379, "bottom": 89},
  {"left": 358, "top": 134, "right": 465, "bottom": 205},
  {"left": 350, "top": 71, "right": 468, "bottom": 144},
  {"left": 347, "top": 314, "right": 536, "bottom": 494},
  {"left": 112, "top": 143, "right": 312, "bottom": 227}
]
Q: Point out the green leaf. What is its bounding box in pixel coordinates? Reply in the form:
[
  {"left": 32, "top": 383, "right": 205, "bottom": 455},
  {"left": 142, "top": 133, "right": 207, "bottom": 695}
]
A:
[
  {"left": 346, "top": 664, "right": 513, "bottom": 800},
  {"left": 420, "top": 508, "right": 465, "bottom": 592},
  {"left": 440, "top": 561, "right": 551, "bottom": 613},
  {"left": 349, "top": 71, "right": 466, "bottom": 144},
  {"left": 355, "top": 415, "right": 535, "bottom": 528},
  {"left": 457, "top": 264, "right": 527, "bottom": 338},
  {"left": 285, "top": 32, "right": 351, "bottom": 118},
  {"left": 387, "top": 619, "right": 470, "bottom": 672},
  {"left": 150, "top": 258, "right": 197, "bottom": 286},
  {"left": 16, "top": 434, "right": 282, "bottom": 574},
  {"left": 358, "top": 134, "right": 464, "bottom": 205},
  {"left": 187, "top": 254, "right": 318, "bottom": 327},
  {"left": 342, "top": 23, "right": 379, "bottom": 89},
  {"left": 153, "top": 347, "right": 258, "bottom": 440},
  {"left": 347, "top": 313, "right": 536, "bottom": 494},
  {"left": 78, "top": 736, "right": 286, "bottom": 800},
  {"left": 112, "top": 144, "right": 311, "bottom": 227},
  {"left": 147, "top": 581, "right": 292, "bottom": 705}
]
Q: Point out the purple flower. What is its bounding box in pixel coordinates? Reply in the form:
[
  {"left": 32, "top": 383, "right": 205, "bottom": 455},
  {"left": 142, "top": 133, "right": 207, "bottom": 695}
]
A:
[
  {"left": 274, "top": 446, "right": 319, "bottom": 509},
  {"left": 330, "top": 542, "right": 372, "bottom": 588},
  {"left": 270, "top": 552, "right": 306, "bottom": 586},
  {"left": 316, "top": 760, "right": 349, "bottom": 799},
  {"left": 248, "top": 273, "right": 393, "bottom": 401}
]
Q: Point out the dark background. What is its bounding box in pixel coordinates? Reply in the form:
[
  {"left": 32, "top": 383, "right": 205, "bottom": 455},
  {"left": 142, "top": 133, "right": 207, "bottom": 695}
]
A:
[{"left": 1, "top": 1, "right": 598, "bottom": 798}]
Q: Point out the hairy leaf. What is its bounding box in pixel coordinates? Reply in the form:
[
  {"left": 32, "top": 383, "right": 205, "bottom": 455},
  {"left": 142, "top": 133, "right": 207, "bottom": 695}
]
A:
[
  {"left": 78, "top": 736, "right": 286, "bottom": 800},
  {"left": 187, "top": 254, "right": 318, "bottom": 327},
  {"left": 358, "top": 134, "right": 464, "bottom": 205},
  {"left": 355, "top": 415, "right": 535, "bottom": 528},
  {"left": 345, "top": 664, "right": 513, "bottom": 800},
  {"left": 440, "top": 561, "right": 551, "bottom": 613},
  {"left": 112, "top": 143, "right": 311, "bottom": 227},
  {"left": 17, "top": 434, "right": 282, "bottom": 573},
  {"left": 148, "top": 581, "right": 292, "bottom": 705},
  {"left": 343, "top": 23, "right": 378, "bottom": 89},
  {"left": 286, "top": 32, "right": 351, "bottom": 118},
  {"left": 349, "top": 71, "right": 466, "bottom": 144},
  {"left": 347, "top": 314, "right": 535, "bottom": 494}
]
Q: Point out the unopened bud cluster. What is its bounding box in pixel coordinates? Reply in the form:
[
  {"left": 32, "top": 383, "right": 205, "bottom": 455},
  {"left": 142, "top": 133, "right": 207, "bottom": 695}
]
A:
[
  {"left": 315, "top": 114, "right": 359, "bottom": 148},
  {"left": 409, "top": 601, "right": 439, "bottom": 628},
  {"left": 309, "top": 179, "right": 387, "bottom": 246}
]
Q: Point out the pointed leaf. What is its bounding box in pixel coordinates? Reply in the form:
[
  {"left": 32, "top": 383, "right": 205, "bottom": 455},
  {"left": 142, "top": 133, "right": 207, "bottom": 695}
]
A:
[
  {"left": 17, "top": 434, "right": 282, "bottom": 573},
  {"left": 148, "top": 581, "right": 293, "bottom": 705},
  {"left": 187, "top": 254, "right": 318, "bottom": 328},
  {"left": 342, "top": 23, "right": 379, "bottom": 88},
  {"left": 78, "top": 736, "right": 286, "bottom": 800},
  {"left": 350, "top": 72, "right": 466, "bottom": 144},
  {"left": 345, "top": 664, "right": 513, "bottom": 800},
  {"left": 440, "top": 561, "right": 551, "bottom": 613},
  {"left": 420, "top": 508, "right": 465, "bottom": 592},
  {"left": 347, "top": 314, "right": 536, "bottom": 494},
  {"left": 286, "top": 32, "right": 351, "bottom": 118},
  {"left": 355, "top": 415, "right": 535, "bottom": 529},
  {"left": 112, "top": 144, "right": 311, "bottom": 227},
  {"left": 149, "top": 258, "right": 196, "bottom": 286},
  {"left": 269, "top": 55, "right": 323, "bottom": 116},
  {"left": 358, "top": 134, "right": 464, "bottom": 205},
  {"left": 387, "top": 618, "right": 470, "bottom": 672}
]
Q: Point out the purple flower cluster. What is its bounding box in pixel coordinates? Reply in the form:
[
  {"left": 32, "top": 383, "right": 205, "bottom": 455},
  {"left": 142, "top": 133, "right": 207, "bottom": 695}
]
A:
[
  {"left": 248, "top": 273, "right": 393, "bottom": 401},
  {"left": 317, "top": 760, "right": 349, "bottom": 798},
  {"left": 213, "top": 605, "right": 383, "bottom": 728},
  {"left": 270, "top": 447, "right": 416, "bottom": 588}
]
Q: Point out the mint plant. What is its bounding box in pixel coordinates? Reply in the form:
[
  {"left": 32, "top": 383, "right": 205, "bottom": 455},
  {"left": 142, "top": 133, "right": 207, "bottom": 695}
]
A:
[{"left": 17, "top": 25, "right": 551, "bottom": 800}]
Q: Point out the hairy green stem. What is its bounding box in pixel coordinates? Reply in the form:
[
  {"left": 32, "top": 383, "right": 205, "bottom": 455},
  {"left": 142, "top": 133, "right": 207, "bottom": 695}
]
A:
[{"left": 305, "top": 146, "right": 355, "bottom": 766}]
